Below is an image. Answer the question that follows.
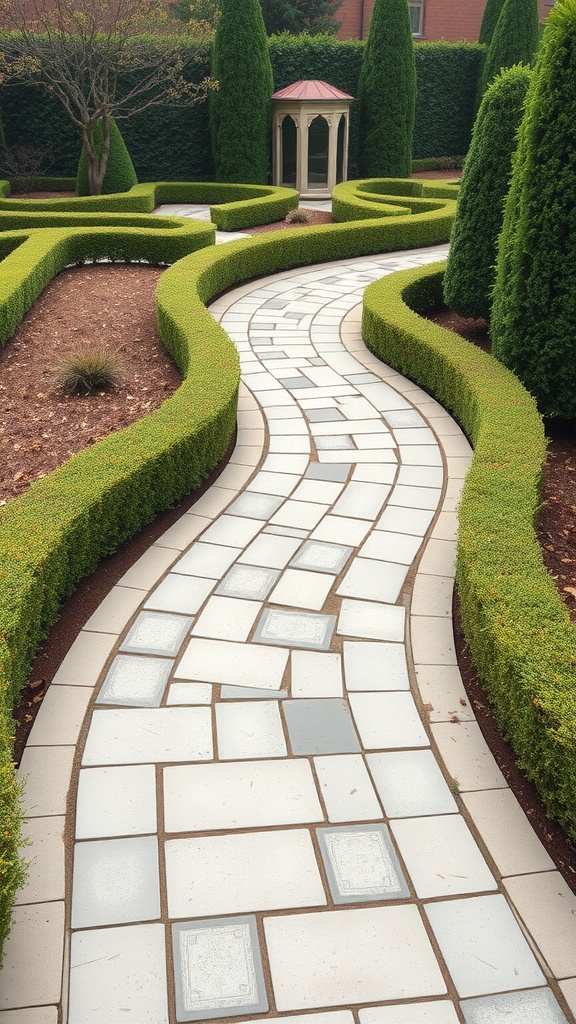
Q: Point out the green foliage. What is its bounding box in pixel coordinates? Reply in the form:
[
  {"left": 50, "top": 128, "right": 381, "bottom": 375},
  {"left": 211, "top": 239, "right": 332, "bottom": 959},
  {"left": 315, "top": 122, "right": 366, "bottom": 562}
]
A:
[
  {"left": 477, "top": 0, "right": 540, "bottom": 104},
  {"left": 478, "top": 0, "right": 506, "bottom": 45},
  {"left": 332, "top": 177, "right": 458, "bottom": 226},
  {"left": 357, "top": 0, "right": 416, "bottom": 177},
  {"left": 76, "top": 119, "right": 138, "bottom": 196},
  {"left": 362, "top": 261, "right": 576, "bottom": 836},
  {"left": 55, "top": 347, "right": 123, "bottom": 394},
  {"left": 491, "top": 0, "right": 576, "bottom": 418},
  {"left": 262, "top": 0, "right": 341, "bottom": 35},
  {"left": 444, "top": 64, "right": 531, "bottom": 320},
  {"left": 0, "top": 727, "right": 27, "bottom": 962},
  {"left": 210, "top": 0, "right": 273, "bottom": 182}
]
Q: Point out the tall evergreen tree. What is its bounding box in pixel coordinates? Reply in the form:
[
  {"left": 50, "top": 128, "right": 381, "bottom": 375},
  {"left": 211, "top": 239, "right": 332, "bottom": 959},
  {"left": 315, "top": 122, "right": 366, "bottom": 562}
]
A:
[
  {"left": 210, "top": 0, "right": 273, "bottom": 182},
  {"left": 357, "top": 0, "right": 416, "bottom": 177},
  {"left": 478, "top": 0, "right": 506, "bottom": 46},
  {"left": 444, "top": 64, "right": 531, "bottom": 320},
  {"left": 477, "top": 0, "right": 539, "bottom": 104},
  {"left": 491, "top": 0, "right": 576, "bottom": 418}
]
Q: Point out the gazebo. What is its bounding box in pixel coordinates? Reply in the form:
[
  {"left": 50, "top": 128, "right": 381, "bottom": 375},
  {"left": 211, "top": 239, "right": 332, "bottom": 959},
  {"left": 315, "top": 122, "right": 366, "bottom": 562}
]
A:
[{"left": 271, "top": 80, "right": 354, "bottom": 199}]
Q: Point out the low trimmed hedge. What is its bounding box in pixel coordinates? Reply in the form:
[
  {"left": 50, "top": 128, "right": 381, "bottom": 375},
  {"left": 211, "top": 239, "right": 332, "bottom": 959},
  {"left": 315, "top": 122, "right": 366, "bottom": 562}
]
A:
[
  {"left": 0, "top": 180, "right": 299, "bottom": 230},
  {"left": 332, "top": 178, "right": 458, "bottom": 225},
  {"left": 362, "top": 262, "right": 576, "bottom": 836},
  {"left": 0, "top": 186, "right": 457, "bottom": 957}
]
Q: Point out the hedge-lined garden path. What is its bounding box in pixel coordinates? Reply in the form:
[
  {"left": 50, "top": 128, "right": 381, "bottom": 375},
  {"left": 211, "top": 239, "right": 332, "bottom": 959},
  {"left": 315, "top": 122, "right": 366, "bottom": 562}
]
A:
[{"left": 3, "top": 241, "right": 576, "bottom": 1024}]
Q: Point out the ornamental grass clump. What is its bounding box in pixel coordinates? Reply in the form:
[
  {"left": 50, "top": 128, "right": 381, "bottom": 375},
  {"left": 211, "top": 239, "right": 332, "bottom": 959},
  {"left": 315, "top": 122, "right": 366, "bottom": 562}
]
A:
[
  {"left": 285, "top": 208, "right": 309, "bottom": 224},
  {"left": 55, "top": 347, "right": 123, "bottom": 394}
]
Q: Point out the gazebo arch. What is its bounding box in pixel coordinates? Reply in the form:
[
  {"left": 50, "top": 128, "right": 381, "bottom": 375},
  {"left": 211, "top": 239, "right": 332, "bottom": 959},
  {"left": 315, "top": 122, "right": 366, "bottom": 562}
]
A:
[{"left": 272, "top": 80, "right": 354, "bottom": 199}]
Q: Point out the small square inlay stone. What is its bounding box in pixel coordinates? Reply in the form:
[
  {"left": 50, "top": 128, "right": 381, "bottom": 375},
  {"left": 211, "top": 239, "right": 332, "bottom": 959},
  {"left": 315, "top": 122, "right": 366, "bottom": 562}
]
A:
[
  {"left": 97, "top": 655, "right": 172, "bottom": 707},
  {"left": 290, "top": 540, "right": 354, "bottom": 574},
  {"left": 254, "top": 608, "right": 336, "bottom": 650},
  {"left": 71, "top": 836, "right": 160, "bottom": 928},
  {"left": 216, "top": 564, "right": 280, "bottom": 600},
  {"left": 318, "top": 825, "right": 409, "bottom": 903},
  {"left": 316, "top": 435, "right": 354, "bottom": 450},
  {"left": 227, "top": 491, "right": 284, "bottom": 520},
  {"left": 120, "top": 612, "right": 192, "bottom": 656},
  {"left": 172, "top": 916, "right": 268, "bottom": 1021},
  {"left": 461, "top": 989, "right": 570, "bottom": 1024}
]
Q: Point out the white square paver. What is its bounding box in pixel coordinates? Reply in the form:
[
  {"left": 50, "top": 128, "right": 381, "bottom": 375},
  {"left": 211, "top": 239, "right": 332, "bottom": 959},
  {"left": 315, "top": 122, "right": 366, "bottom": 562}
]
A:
[
  {"left": 349, "top": 692, "right": 428, "bottom": 749},
  {"left": 0, "top": 902, "right": 64, "bottom": 1009},
  {"left": 391, "top": 815, "right": 497, "bottom": 898},
  {"left": 332, "top": 482, "right": 391, "bottom": 520},
  {"left": 192, "top": 596, "right": 261, "bottom": 641},
  {"left": 290, "top": 479, "right": 345, "bottom": 504},
  {"left": 82, "top": 708, "right": 213, "bottom": 765},
  {"left": 199, "top": 515, "right": 263, "bottom": 548},
  {"left": 216, "top": 701, "right": 287, "bottom": 759},
  {"left": 292, "top": 651, "right": 343, "bottom": 697},
  {"left": 425, "top": 894, "right": 545, "bottom": 997},
  {"left": 75, "top": 765, "right": 157, "bottom": 838},
  {"left": 166, "top": 682, "right": 213, "bottom": 704},
  {"left": 165, "top": 829, "right": 326, "bottom": 917},
  {"left": 270, "top": 569, "right": 334, "bottom": 611},
  {"left": 343, "top": 641, "right": 409, "bottom": 690},
  {"left": 251, "top": 1015, "right": 354, "bottom": 1024},
  {"left": 411, "top": 575, "right": 454, "bottom": 617},
  {"left": 176, "top": 637, "right": 289, "bottom": 690},
  {"left": 68, "top": 924, "right": 168, "bottom": 1023},
  {"left": 264, "top": 906, "right": 446, "bottom": 1010},
  {"left": 360, "top": 531, "right": 423, "bottom": 565},
  {"left": 314, "top": 754, "right": 382, "bottom": 822},
  {"left": 359, "top": 1003, "right": 460, "bottom": 1023},
  {"left": 247, "top": 472, "right": 300, "bottom": 497},
  {"left": 311, "top": 515, "right": 372, "bottom": 546},
  {"left": 367, "top": 750, "right": 457, "bottom": 818},
  {"left": 338, "top": 600, "right": 405, "bottom": 642},
  {"left": 144, "top": 573, "right": 215, "bottom": 615},
  {"left": 71, "top": 836, "right": 160, "bottom": 928},
  {"left": 377, "top": 506, "right": 435, "bottom": 537},
  {"left": 337, "top": 558, "right": 408, "bottom": 604},
  {"left": 176, "top": 543, "right": 242, "bottom": 579},
  {"left": 164, "top": 759, "right": 323, "bottom": 832},
  {"left": 270, "top": 500, "right": 326, "bottom": 530},
  {"left": 239, "top": 533, "right": 302, "bottom": 568}
]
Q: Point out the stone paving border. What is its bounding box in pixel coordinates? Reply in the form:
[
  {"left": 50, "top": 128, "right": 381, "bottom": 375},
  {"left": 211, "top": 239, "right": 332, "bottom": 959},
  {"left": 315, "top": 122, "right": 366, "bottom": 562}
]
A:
[{"left": 2, "top": 245, "right": 576, "bottom": 1024}]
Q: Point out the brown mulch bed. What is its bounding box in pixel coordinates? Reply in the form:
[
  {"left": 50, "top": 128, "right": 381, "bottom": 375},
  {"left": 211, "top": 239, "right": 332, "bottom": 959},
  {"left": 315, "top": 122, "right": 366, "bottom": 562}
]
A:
[
  {"left": 4, "top": 198, "right": 576, "bottom": 889},
  {"left": 243, "top": 209, "right": 334, "bottom": 233}
]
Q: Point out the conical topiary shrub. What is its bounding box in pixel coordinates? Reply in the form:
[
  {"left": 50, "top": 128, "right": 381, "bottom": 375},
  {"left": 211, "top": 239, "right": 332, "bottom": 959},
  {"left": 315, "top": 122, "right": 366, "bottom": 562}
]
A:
[
  {"left": 476, "top": 0, "right": 539, "bottom": 106},
  {"left": 478, "top": 0, "right": 506, "bottom": 46},
  {"left": 76, "top": 118, "right": 138, "bottom": 196}
]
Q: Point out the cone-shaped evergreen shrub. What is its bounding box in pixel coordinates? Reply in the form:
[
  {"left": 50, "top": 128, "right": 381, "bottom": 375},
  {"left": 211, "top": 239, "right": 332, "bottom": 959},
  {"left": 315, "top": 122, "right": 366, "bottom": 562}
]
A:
[
  {"left": 210, "top": 0, "right": 273, "bottom": 183},
  {"left": 357, "top": 0, "right": 416, "bottom": 177},
  {"left": 444, "top": 64, "right": 531, "bottom": 321},
  {"left": 479, "top": 0, "right": 506, "bottom": 46},
  {"left": 76, "top": 119, "right": 138, "bottom": 196},
  {"left": 477, "top": 0, "right": 539, "bottom": 105},
  {"left": 491, "top": 0, "right": 576, "bottom": 418}
]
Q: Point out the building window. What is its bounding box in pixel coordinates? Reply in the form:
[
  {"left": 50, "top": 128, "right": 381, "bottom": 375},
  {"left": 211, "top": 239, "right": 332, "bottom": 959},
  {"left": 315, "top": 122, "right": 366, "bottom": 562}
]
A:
[{"left": 409, "top": 0, "right": 424, "bottom": 35}]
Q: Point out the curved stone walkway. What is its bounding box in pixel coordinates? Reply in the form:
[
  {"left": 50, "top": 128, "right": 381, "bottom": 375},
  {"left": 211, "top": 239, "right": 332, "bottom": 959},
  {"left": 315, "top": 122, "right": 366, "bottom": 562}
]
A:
[{"left": 3, "top": 242, "right": 576, "bottom": 1024}]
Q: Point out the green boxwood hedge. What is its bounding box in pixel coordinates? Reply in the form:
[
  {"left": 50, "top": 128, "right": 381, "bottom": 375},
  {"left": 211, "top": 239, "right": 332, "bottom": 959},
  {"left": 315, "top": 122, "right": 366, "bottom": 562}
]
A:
[
  {"left": 332, "top": 178, "right": 458, "bottom": 229},
  {"left": 362, "top": 262, "right": 576, "bottom": 836}
]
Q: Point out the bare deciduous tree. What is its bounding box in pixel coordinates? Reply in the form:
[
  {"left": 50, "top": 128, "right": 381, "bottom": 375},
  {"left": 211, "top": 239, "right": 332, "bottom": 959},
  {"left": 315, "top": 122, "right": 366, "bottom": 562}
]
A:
[{"left": 0, "top": 0, "right": 216, "bottom": 194}]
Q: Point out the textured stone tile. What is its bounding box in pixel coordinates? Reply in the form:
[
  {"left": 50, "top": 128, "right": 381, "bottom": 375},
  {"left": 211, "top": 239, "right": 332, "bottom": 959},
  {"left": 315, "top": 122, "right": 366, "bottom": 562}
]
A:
[
  {"left": 367, "top": 750, "right": 457, "bottom": 818},
  {"left": 350, "top": 692, "right": 428, "bottom": 749},
  {"left": 284, "top": 698, "right": 360, "bottom": 755},
  {"left": 172, "top": 916, "right": 268, "bottom": 1021},
  {"left": 270, "top": 568, "right": 334, "bottom": 611},
  {"left": 216, "top": 701, "right": 286, "bottom": 759},
  {"left": 176, "top": 543, "right": 242, "bottom": 579},
  {"left": 314, "top": 754, "right": 382, "bottom": 822},
  {"left": 359, "top": 1004, "right": 460, "bottom": 1024},
  {"left": 291, "top": 651, "right": 343, "bottom": 697},
  {"left": 264, "top": 906, "right": 446, "bottom": 1010},
  {"left": 144, "top": 573, "right": 215, "bottom": 615},
  {"left": 391, "top": 815, "right": 496, "bottom": 898},
  {"left": 176, "top": 636, "right": 289, "bottom": 690},
  {"left": 0, "top": 902, "right": 64, "bottom": 1009},
  {"left": 82, "top": 707, "right": 213, "bottom": 765},
  {"left": 51, "top": 630, "right": 117, "bottom": 686},
  {"left": 216, "top": 563, "right": 280, "bottom": 600},
  {"left": 337, "top": 558, "right": 408, "bottom": 603},
  {"left": 120, "top": 611, "right": 192, "bottom": 657},
  {"left": 431, "top": 722, "right": 507, "bottom": 791},
  {"left": 226, "top": 491, "right": 284, "bottom": 519},
  {"left": 16, "top": 816, "right": 65, "bottom": 905},
  {"left": 27, "top": 686, "right": 91, "bottom": 747},
  {"left": 75, "top": 764, "right": 157, "bottom": 839},
  {"left": 255, "top": 608, "right": 336, "bottom": 650},
  {"left": 460, "top": 989, "right": 570, "bottom": 1024},
  {"left": 71, "top": 836, "right": 160, "bottom": 928},
  {"left": 503, "top": 872, "right": 576, "bottom": 979},
  {"left": 462, "top": 789, "right": 554, "bottom": 876},
  {"left": 425, "top": 895, "right": 545, "bottom": 997},
  {"left": 338, "top": 599, "right": 406, "bottom": 643},
  {"left": 164, "top": 759, "right": 323, "bottom": 832},
  {"left": 68, "top": 924, "right": 168, "bottom": 1023},
  {"left": 192, "top": 596, "right": 261, "bottom": 641},
  {"left": 166, "top": 830, "right": 326, "bottom": 917},
  {"left": 290, "top": 539, "right": 353, "bottom": 574},
  {"left": 318, "top": 824, "right": 409, "bottom": 902},
  {"left": 343, "top": 641, "right": 409, "bottom": 691},
  {"left": 17, "top": 746, "right": 75, "bottom": 817},
  {"left": 97, "top": 654, "right": 172, "bottom": 707}
]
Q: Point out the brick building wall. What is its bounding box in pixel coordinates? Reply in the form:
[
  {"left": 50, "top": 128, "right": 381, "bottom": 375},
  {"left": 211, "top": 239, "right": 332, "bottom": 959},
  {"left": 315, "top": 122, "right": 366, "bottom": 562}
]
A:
[{"left": 338, "top": 0, "right": 555, "bottom": 43}]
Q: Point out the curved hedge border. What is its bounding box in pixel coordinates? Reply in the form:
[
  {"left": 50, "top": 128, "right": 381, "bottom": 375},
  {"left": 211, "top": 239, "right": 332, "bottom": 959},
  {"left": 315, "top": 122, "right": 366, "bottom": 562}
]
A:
[
  {"left": 0, "top": 185, "right": 457, "bottom": 957},
  {"left": 362, "top": 262, "right": 576, "bottom": 836},
  {"left": 332, "top": 177, "right": 459, "bottom": 223},
  {"left": 0, "top": 180, "right": 299, "bottom": 230}
]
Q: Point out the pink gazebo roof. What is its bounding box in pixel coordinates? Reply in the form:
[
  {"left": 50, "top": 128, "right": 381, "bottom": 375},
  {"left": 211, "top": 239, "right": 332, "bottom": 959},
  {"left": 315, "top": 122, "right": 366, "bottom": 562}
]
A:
[{"left": 272, "top": 80, "right": 353, "bottom": 101}]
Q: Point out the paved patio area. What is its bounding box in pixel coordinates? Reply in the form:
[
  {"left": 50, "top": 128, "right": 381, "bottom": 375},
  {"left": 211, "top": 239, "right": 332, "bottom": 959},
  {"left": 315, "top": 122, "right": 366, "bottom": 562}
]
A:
[{"left": 2, "top": 227, "right": 576, "bottom": 1023}]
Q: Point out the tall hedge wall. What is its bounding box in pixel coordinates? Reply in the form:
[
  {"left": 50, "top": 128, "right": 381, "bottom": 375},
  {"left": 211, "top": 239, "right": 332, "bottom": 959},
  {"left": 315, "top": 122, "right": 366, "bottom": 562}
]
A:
[{"left": 1, "top": 36, "right": 484, "bottom": 179}]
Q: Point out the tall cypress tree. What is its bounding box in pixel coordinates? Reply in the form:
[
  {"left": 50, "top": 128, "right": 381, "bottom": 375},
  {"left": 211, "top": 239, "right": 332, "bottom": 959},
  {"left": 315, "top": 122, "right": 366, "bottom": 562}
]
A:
[
  {"left": 357, "top": 0, "right": 416, "bottom": 177},
  {"left": 478, "top": 0, "right": 506, "bottom": 46},
  {"left": 491, "top": 0, "right": 576, "bottom": 418},
  {"left": 444, "top": 64, "right": 531, "bottom": 320},
  {"left": 477, "top": 0, "right": 539, "bottom": 104},
  {"left": 210, "top": 0, "right": 273, "bottom": 183}
]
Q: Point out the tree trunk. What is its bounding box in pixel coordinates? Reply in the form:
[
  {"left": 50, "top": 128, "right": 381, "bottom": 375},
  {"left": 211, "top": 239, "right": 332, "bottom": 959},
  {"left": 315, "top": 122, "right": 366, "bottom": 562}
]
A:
[{"left": 81, "top": 116, "right": 112, "bottom": 195}]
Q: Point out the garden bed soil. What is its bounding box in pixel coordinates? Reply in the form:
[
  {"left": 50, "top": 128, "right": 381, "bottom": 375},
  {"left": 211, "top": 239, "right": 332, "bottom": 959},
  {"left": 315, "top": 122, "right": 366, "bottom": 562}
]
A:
[{"left": 3, "top": 204, "right": 575, "bottom": 889}]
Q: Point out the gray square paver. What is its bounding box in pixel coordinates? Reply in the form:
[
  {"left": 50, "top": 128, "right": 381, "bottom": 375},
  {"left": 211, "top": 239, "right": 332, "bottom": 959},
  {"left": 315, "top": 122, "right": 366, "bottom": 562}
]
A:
[
  {"left": 284, "top": 698, "right": 360, "bottom": 755},
  {"left": 71, "top": 836, "right": 160, "bottom": 928},
  {"left": 165, "top": 830, "right": 325, "bottom": 918},
  {"left": 367, "top": 750, "right": 457, "bottom": 818},
  {"left": 305, "top": 463, "right": 350, "bottom": 482},
  {"left": 75, "top": 765, "right": 157, "bottom": 839},
  {"left": 172, "top": 916, "right": 268, "bottom": 1022},
  {"left": 97, "top": 655, "right": 172, "bottom": 707},
  {"left": 318, "top": 824, "right": 409, "bottom": 903},
  {"left": 120, "top": 611, "right": 192, "bottom": 657}
]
